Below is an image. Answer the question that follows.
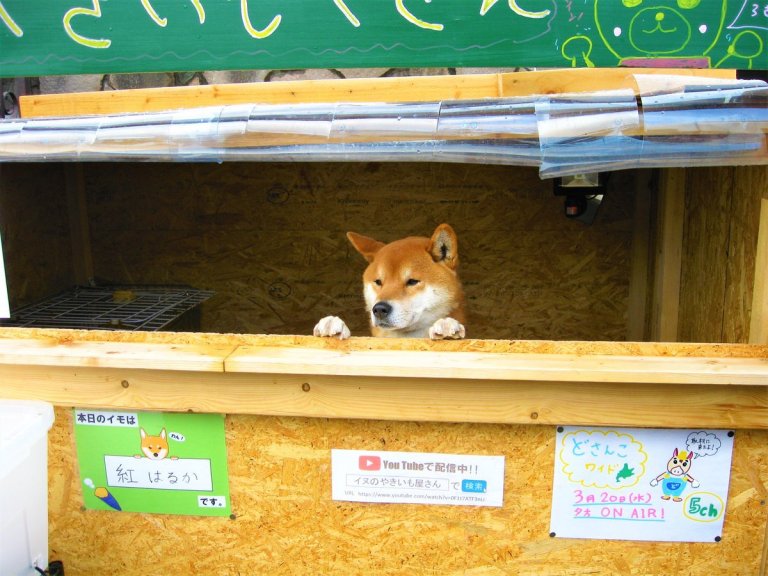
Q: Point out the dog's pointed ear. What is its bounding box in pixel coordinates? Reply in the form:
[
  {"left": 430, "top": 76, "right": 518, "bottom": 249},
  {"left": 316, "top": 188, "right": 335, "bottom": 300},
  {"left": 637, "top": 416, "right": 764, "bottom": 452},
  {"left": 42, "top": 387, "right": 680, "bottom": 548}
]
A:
[
  {"left": 429, "top": 224, "right": 459, "bottom": 269},
  {"left": 347, "top": 232, "right": 385, "bottom": 263}
]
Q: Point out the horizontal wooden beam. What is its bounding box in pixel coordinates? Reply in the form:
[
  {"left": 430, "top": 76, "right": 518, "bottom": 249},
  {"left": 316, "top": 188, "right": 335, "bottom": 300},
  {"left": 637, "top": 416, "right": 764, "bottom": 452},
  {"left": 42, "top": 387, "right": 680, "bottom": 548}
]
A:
[
  {"left": 226, "top": 345, "right": 768, "bottom": 386},
  {"left": 0, "top": 337, "right": 231, "bottom": 372},
  {"left": 0, "top": 365, "right": 764, "bottom": 429},
  {"left": 0, "top": 331, "right": 765, "bottom": 428},
  {"left": 20, "top": 68, "right": 735, "bottom": 119}
]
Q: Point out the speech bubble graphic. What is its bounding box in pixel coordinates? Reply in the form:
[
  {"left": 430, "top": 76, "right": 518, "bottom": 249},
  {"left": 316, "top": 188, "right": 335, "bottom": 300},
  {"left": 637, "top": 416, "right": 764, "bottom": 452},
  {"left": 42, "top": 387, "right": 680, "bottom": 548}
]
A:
[
  {"left": 559, "top": 429, "right": 648, "bottom": 489},
  {"left": 168, "top": 431, "right": 185, "bottom": 442},
  {"left": 729, "top": 1, "right": 768, "bottom": 30},
  {"left": 686, "top": 431, "right": 721, "bottom": 457}
]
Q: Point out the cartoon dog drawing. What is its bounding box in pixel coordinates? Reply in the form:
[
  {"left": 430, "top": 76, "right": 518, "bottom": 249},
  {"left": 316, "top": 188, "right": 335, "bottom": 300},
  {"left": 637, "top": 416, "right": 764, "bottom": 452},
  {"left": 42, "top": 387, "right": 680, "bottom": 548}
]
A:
[
  {"left": 314, "top": 223, "right": 466, "bottom": 339},
  {"left": 135, "top": 427, "right": 177, "bottom": 460},
  {"left": 650, "top": 447, "right": 700, "bottom": 501}
]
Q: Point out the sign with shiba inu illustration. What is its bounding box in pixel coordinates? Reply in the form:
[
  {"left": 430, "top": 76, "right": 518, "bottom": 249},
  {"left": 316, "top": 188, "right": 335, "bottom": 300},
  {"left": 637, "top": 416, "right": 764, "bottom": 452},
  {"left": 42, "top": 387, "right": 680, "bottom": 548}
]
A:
[
  {"left": 73, "top": 410, "right": 231, "bottom": 517},
  {"left": 550, "top": 427, "right": 735, "bottom": 542}
]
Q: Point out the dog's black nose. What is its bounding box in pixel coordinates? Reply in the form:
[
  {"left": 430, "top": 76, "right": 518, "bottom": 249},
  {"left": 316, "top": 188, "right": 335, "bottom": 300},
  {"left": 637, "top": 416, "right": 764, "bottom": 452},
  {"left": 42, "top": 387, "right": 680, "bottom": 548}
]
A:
[{"left": 372, "top": 302, "right": 392, "bottom": 320}]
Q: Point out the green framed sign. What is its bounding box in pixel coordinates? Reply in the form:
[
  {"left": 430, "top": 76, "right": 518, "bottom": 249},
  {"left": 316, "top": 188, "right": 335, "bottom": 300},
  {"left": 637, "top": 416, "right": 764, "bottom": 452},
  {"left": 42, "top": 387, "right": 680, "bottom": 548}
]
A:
[
  {"left": 1, "top": 1, "right": 766, "bottom": 77},
  {"left": 74, "top": 409, "right": 231, "bottom": 517}
]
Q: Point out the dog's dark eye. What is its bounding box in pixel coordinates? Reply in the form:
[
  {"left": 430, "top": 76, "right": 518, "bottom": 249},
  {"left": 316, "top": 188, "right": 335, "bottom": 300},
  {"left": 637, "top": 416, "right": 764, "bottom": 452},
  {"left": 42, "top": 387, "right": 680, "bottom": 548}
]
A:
[
  {"left": 374, "top": 279, "right": 382, "bottom": 286},
  {"left": 406, "top": 279, "right": 420, "bottom": 287}
]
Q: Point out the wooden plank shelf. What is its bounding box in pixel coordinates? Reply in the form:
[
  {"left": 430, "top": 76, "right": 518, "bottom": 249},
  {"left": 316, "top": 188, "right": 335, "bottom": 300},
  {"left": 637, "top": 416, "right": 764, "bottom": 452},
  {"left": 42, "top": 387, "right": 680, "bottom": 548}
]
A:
[
  {"left": 0, "top": 337, "right": 231, "bottom": 371},
  {"left": 225, "top": 345, "right": 768, "bottom": 385},
  {"left": 20, "top": 68, "right": 735, "bottom": 118},
  {"left": 1, "top": 329, "right": 765, "bottom": 429}
]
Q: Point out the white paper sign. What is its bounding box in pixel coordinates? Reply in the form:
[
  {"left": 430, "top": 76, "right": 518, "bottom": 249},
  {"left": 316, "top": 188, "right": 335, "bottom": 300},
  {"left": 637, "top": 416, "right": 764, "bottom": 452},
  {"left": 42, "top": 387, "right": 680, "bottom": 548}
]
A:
[
  {"left": 104, "top": 455, "right": 213, "bottom": 491},
  {"left": 332, "top": 449, "right": 505, "bottom": 507},
  {"left": 550, "top": 427, "right": 735, "bottom": 542}
]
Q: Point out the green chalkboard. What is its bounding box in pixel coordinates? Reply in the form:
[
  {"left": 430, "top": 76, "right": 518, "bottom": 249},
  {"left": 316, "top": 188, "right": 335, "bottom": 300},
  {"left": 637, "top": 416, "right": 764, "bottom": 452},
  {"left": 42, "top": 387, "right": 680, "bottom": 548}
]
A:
[{"left": 1, "top": 0, "right": 766, "bottom": 77}]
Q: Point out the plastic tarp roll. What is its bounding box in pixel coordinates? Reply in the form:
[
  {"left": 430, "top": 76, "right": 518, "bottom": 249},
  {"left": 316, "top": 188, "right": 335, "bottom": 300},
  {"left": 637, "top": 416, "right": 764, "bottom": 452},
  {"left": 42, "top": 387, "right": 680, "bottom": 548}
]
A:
[
  {"left": 0, "top": 75, "right": 765, "bottom": 177},
  {"left": 435, "top": 98, "right": 540, "bottom": 166},
  {"left": 536, "top": 90, "right": 644, "bottom": 178},
  {"left": 636, "top": 78, "right": 768, "bottom": 172}
]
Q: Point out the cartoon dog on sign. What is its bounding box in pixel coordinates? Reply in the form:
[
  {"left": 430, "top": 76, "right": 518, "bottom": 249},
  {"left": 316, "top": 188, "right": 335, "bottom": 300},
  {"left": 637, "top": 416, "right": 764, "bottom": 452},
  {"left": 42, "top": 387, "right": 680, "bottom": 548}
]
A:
[
  {"left": 650, "top": 447, "right": 700, "bottom": 501},
  {"left": 135, "top": 427, "right": 178, "bottom": 461}
]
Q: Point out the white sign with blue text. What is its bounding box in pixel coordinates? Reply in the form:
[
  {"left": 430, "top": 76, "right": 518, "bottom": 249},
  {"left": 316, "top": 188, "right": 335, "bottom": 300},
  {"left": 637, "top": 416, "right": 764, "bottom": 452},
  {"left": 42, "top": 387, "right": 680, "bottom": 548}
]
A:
[{"left": 332, "top": 449, "right": 505, "bottom": 507}]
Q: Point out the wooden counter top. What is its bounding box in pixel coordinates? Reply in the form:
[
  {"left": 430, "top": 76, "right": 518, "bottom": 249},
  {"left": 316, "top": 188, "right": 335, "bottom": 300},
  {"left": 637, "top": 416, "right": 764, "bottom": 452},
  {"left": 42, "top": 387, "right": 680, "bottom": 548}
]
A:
[{"left": 0, "top": 328, "right": 765, "bottom": 429}]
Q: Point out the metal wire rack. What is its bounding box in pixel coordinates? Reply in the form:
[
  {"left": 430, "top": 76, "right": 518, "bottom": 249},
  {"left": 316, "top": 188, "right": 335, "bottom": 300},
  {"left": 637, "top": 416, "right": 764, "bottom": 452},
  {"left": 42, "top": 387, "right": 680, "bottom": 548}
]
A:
[{"left": 1, "top": 285, "right": 214, "bottom": 331}]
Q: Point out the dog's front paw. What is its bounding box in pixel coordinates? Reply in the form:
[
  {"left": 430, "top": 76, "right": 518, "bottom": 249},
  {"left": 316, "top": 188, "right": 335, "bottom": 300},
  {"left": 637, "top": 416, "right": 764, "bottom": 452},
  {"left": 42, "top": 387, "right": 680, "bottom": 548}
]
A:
[
  {"left": 429, "top": 317, "right": 465, "bottom": 340},
  {"left": 313, "top": 316, "right": 351, "bottom": 340}
]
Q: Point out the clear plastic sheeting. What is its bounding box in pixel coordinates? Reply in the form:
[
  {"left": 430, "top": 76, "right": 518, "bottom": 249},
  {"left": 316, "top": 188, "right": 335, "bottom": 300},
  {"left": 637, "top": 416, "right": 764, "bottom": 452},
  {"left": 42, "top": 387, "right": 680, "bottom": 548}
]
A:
[
  {"left": 0, "top": 76, "right": 765, "bottom": 178},
  {"left": 537, "top": 79, "right": 768, "bottom": 178},
  {"left": 536, "top": 90, "right": 643, "bottom": 178}
]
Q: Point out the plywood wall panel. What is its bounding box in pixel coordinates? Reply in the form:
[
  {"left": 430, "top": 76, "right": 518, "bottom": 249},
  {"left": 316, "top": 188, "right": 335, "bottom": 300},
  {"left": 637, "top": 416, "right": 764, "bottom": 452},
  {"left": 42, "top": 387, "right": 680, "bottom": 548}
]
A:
[
  {"left": 726, "top": 166, "right": 768, "bottom": 344},
  {"left": 677, "top": 166, "right": 768, "bottom": 344},
  {"left": 88, "top": 162, "right": 571, "bottom": 234},
  {"left": 83, "top": 162, "right": 636, "bottom": 340},
  {"left": 0, "top": 164, "right": 74, "bottom": 308},
  {"left": 47, "top": 407, "right": 768, "bottom": 576},
  {"left": 724, "top": 166, "right": 768, "bottom": 342},
  {"left": 679, "top": 167, "right": 734, "bottom": 343}
]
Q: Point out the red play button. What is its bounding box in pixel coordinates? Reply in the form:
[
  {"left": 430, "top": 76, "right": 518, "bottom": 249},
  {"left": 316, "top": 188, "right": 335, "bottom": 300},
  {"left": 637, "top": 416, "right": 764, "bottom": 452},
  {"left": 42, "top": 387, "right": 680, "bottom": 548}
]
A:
[{"left": 359, "top": 455, "right": 381, "bottom": 471}]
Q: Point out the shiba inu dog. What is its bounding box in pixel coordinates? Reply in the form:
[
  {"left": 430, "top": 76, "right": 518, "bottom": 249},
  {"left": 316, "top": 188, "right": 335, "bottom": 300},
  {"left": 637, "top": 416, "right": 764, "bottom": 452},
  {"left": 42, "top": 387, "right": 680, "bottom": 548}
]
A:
[
  {"left": 136, "top": 427, "right": 173, "bottom": 460},
  {"left": 314, "top": 223, "right": 466, "bottom": 339}
]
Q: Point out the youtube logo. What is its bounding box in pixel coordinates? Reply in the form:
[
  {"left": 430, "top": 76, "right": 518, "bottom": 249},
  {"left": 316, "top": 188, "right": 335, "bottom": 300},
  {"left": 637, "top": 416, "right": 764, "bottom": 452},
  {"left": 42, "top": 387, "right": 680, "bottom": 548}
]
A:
[{"left": 359, "top": 455, "right": 381, "bottom": 471}]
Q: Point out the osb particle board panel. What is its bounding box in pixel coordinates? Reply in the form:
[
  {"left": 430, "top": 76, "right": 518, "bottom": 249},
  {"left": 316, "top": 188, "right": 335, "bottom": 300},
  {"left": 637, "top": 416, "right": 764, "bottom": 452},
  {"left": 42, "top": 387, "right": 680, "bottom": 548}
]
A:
[
  {"left": 726, "top": 166, "right": 768, "bottom": 344},
  {"left": 679, "top": 166, "right": 767, "bottom": 344},
  {"left": 0, "top": 164, "right": 74, "bottom": 308},
  {"left": 81, "top": 162, "right": 636, "bottom": 340},
  {"left": 679, "top": 167, "right": 734, "bottom": 343},
  {"left": 48, "top": 407, "right": 768, "bottom": 576}
]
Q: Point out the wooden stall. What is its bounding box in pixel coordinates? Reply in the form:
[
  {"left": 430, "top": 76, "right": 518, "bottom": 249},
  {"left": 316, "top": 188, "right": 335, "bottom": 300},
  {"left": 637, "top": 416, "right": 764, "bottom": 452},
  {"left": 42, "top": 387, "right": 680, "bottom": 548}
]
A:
[
  {"left": 2, "top": 2, "right": 768, "bottom": 573},
  {"left": 0, "top": 67, "right": 766, "bottom": 575},
  {"left": 0, "top": 331, "right": 762, "bottom": 575}
]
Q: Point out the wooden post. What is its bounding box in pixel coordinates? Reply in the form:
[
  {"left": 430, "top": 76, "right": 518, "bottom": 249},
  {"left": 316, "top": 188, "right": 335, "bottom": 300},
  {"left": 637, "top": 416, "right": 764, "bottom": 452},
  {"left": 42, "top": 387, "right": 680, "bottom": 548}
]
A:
[
  {"left": 65, "top": 164, "right": 94, "bottom": 286},
  {"left": 750, "top": 197, "right": 768, "bottom": 344},
  {"left": 626, "top": 170, "right": 652, "bottom": 341},
  {"left": 650, "top": 168, "right": 685, "bottom": 342}
]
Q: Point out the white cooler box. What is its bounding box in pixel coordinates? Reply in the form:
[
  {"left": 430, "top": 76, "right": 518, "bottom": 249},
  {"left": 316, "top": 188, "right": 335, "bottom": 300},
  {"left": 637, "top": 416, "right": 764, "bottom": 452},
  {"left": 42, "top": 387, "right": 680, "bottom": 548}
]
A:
[{"left": 0, "top": 400, "right": 55, "bottom": 576}]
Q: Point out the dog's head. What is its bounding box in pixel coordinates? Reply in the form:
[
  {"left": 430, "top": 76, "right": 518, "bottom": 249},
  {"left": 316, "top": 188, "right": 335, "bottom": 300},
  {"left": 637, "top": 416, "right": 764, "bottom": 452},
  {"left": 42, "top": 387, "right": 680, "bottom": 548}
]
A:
[
  {"left": 140, "top": 427, "right": 170, "bottom": 460},
  {"left": 347, "top": 223, "right": 464, "bottom": 337}
]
